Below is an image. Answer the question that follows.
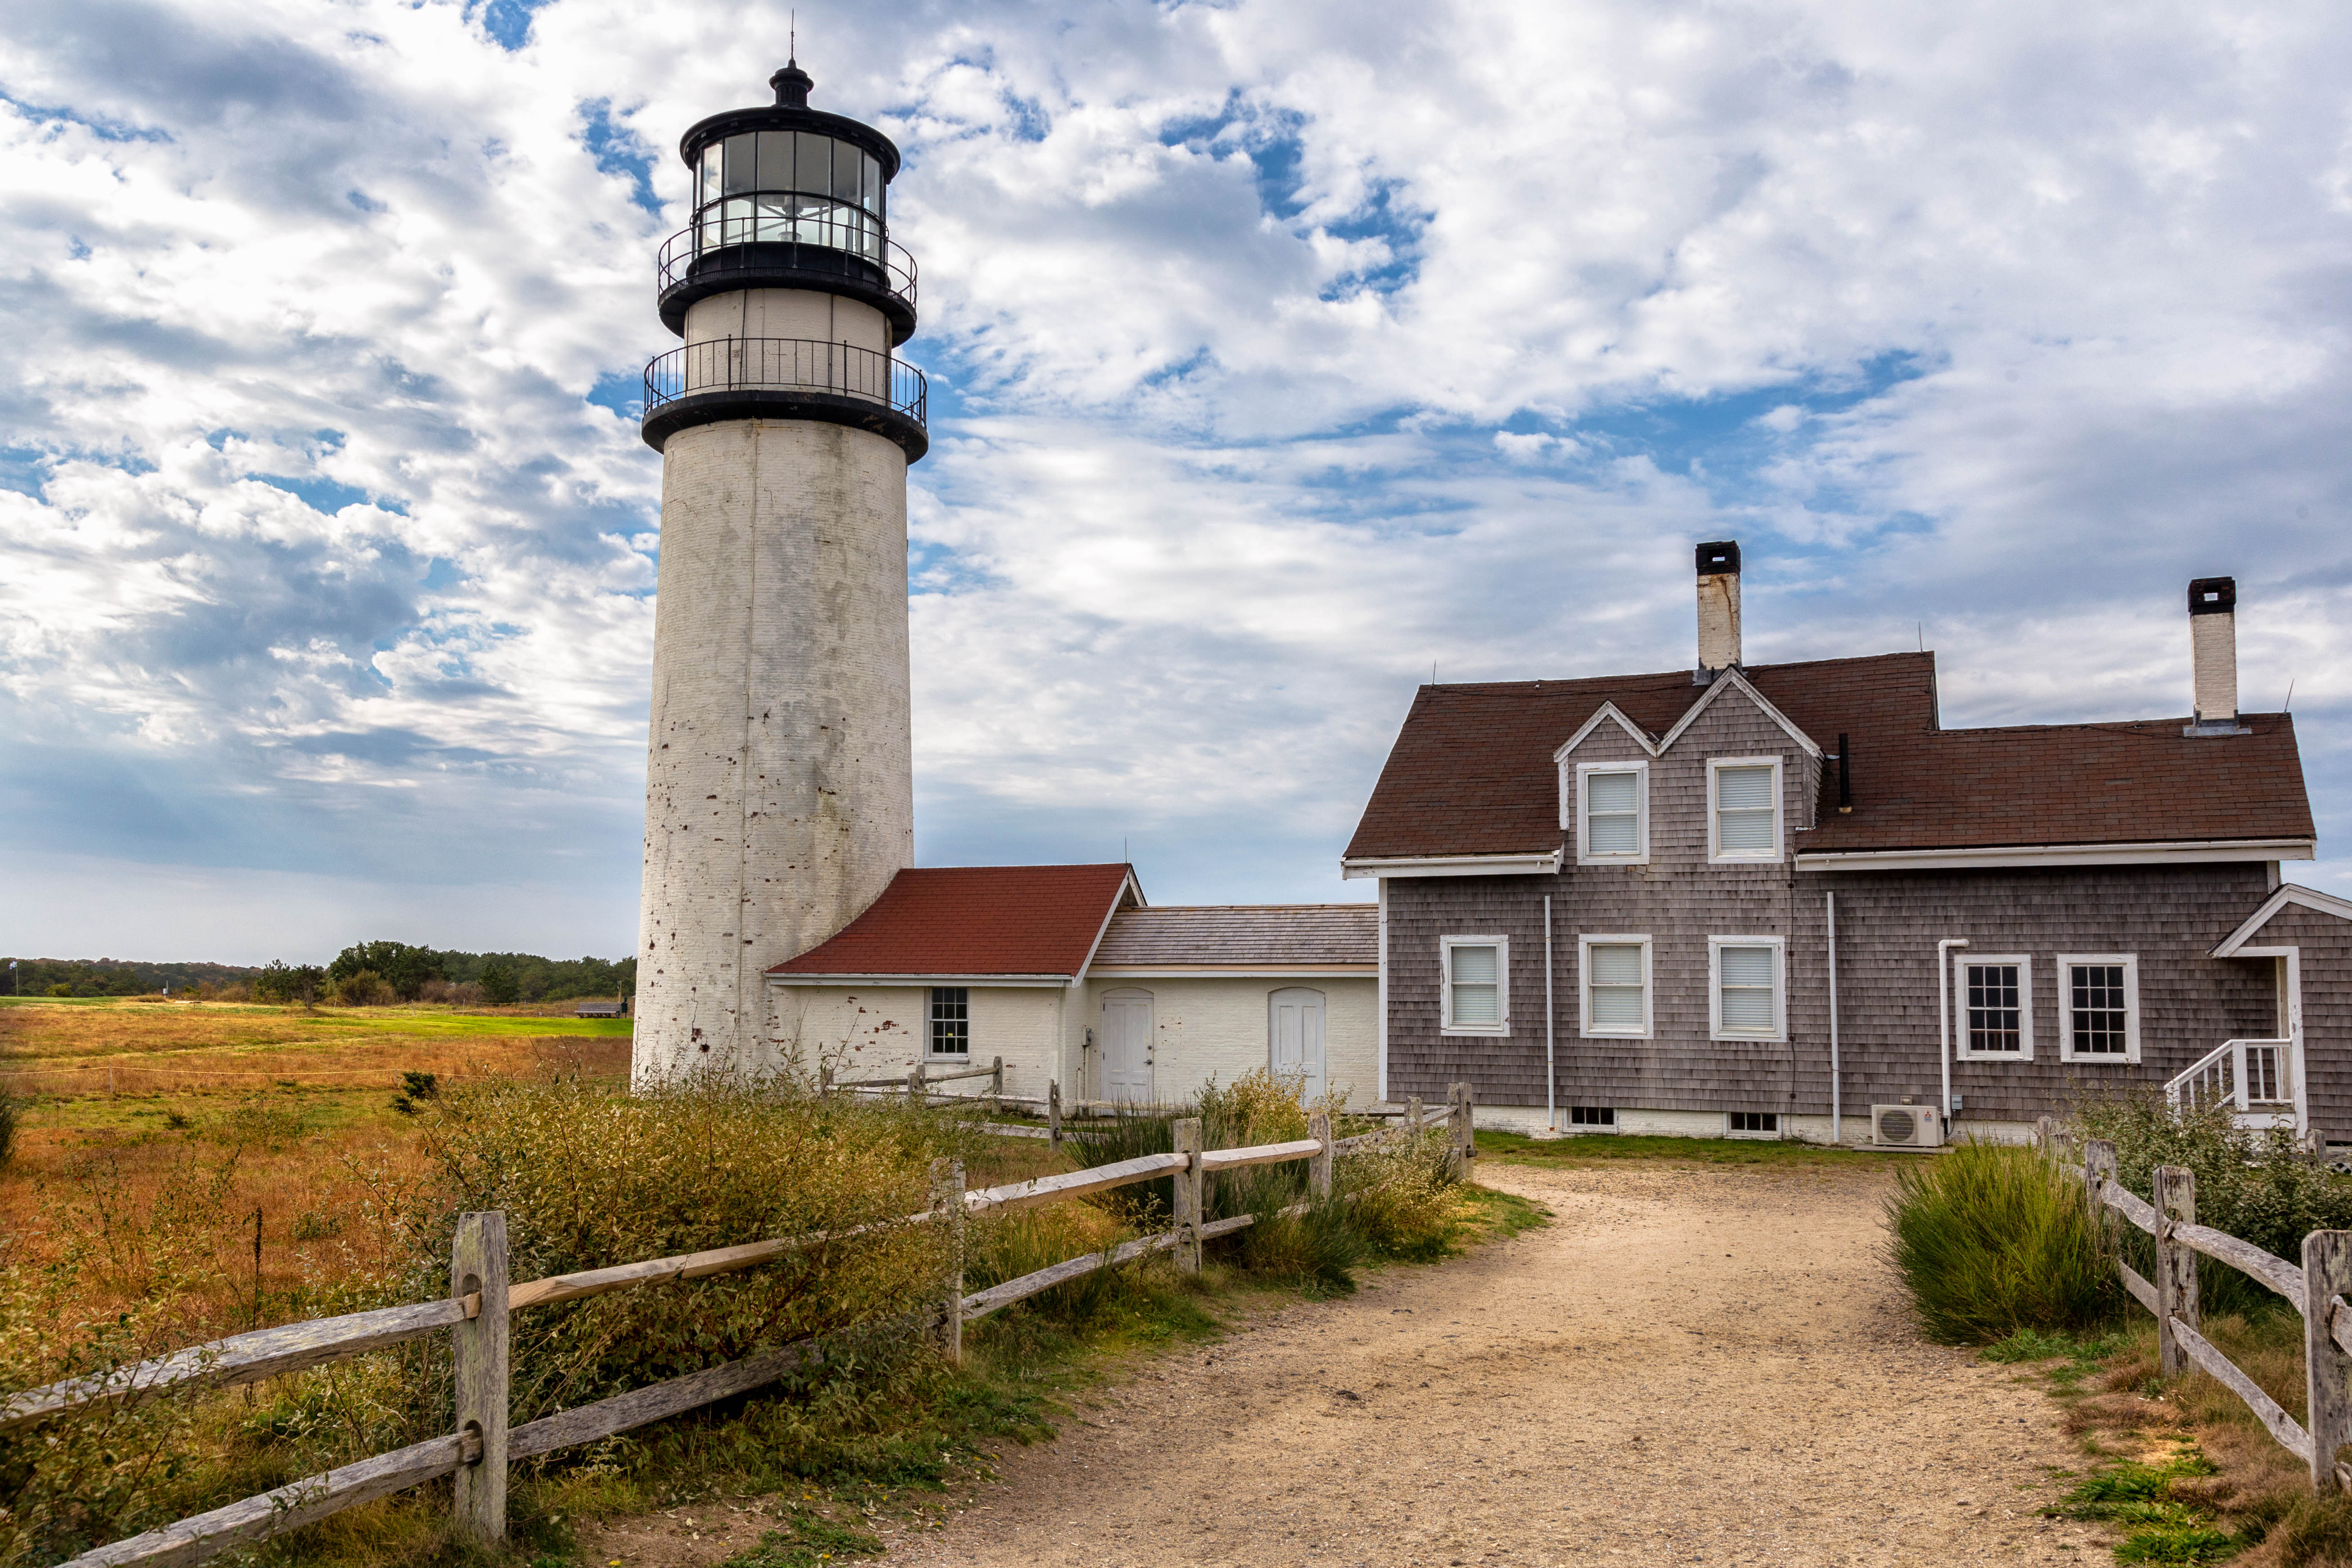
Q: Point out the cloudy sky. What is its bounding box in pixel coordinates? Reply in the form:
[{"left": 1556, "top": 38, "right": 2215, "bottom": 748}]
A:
[{"left": 4, "top": 0, "right": 2349, "bottom": 965}]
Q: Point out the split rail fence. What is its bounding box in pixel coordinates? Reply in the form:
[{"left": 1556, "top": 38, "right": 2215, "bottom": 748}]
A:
[
  {"left": 14, "top": 1086, "right": 1479, "bottom": 1567},
  {"left": 2066, "top": 1132, "right": 2352, "bottom": 1495}
]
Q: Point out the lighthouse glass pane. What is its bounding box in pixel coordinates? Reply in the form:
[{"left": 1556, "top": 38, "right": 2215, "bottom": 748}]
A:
[
  {"left": 832, "top": 139, "right": 861, "bottom": 201},
  {"left": 863, "top": 153, "right": 882, "bottom": 213},
  {"left": 722, "top": 133, "right": 757, "bottom": 195},
  {"left": 756, "top": 131, "right": 792, "bottom": 191},
  {"left": 753, "top": 192, "right": 789, "bottom": 244},
  {"left": 796, "top": 133, "right": 830, "bottom": 194},
  {"left": 698, "top": 145, "right": 721, "bottom": 207}
]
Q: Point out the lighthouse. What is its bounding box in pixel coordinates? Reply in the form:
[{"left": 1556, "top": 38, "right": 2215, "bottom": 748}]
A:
[{"left": 632, "top": 62, "right": 925, "bottom": 1082}]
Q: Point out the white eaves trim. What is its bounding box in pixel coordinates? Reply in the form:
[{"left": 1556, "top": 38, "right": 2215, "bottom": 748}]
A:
[
  {"left": 1544, "top": 672, "right": 1826, "bottom": 765},
  {"left": 2214, "top": 883, "right": 2352, "bottom": 957},
  {"left": 1797, "top": 838, "right": 2316, "bottom": 872},
  {"left": 1086, "top": 965, "right": 1378, "bottom": 978},
  {"left": 770, "top": 973, "right": 1073, "bottom": 988},
  {"left": 1342, "top": 850, "right": 1565, "bottom": 880}
]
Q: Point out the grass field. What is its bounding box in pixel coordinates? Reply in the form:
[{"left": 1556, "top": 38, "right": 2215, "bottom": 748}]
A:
[{"left": 1475, "top": 1127, "right": 1885, "bottom": 1168}]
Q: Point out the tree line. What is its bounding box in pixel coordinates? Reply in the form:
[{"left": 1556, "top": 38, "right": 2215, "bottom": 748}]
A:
[{"left": 8, "top": 945, "right": 634, "bottom": 1005}]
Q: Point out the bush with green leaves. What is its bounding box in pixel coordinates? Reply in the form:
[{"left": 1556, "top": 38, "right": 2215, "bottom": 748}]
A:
[{"left": 1885, "top": 1139, "right": 2119, "bottom": 1343}]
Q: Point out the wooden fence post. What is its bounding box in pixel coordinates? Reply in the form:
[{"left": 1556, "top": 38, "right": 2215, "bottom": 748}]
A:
[
  {"left": 1309, "top": 1110, "right": 1332, "bottom": 1201},
  {"left": 2084, "top": 1138, "right": 2116, "bottom": 1218},
  {"left": 990, "top": 1055, "right": 1004, "bottom": 1109},
  {"left": 911, "top": 1059, "right": 928, "bottom": 1108},
  {"left": 930, "top": 1158, "right": 964, "bottom": 1363},
  {"left": 2155, "top": 1164, "right": 2199, "bottom": 1379},
  {"left": 1049, "top": 1080, "right": 1062, "bottom": 1149},
  {"left": 450, "top": 1211, "right": 509, "bottom": 1545},
  {"left": 1404, "top": 1096, "right": 1423, "bottom": 1150},
  {"left": 1173, "top": 1117, "right": 1203, "bottom": 1275},
  {"left": 819, "top": 1064, "right": 832, "bottom": 1101},
  {"left": 2305, "top": 1232, "right": 2352, "bottom": 1495},
  {"left": 1447, "top": 1083, "right": 1475, "bottom": 1179}
]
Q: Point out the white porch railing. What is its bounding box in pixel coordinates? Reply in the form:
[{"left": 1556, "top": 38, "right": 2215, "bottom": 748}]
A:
[{"left": 2166, "top": 1037, "right": 2303, "bottom": 1131}]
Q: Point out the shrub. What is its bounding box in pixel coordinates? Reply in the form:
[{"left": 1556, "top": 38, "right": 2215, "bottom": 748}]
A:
[
  {"left": 326, "top": 970, "right": 393, "bottom": 1008},
  {"left": 0, "top": 1091, "right": 16, "bottom": 1168},
  {"left": 1885, "top": 1140, "right": 2118, "bottom": 1343},
  {"left": 2075, "top": 1092, "right": 2352, "bottom": 1316}
]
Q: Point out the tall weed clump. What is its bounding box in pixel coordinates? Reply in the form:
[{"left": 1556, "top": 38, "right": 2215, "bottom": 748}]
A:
[
  {"left": 2075, "top": 1092, "right": 2352, "bottom": 1316},
  {"left": 391, "top": 1076, "right": 959, "bottom": 1451},
  {"left": 1885, "top": 1140, "right": 2118, "bottom": 1343}
]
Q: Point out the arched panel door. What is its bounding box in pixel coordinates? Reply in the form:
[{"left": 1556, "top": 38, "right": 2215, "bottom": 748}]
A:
[
  {"left": 1269, "top": 987, "right": 1328, "bottom": 1103},
  {"left": 1100, "top": 988, "right": 1156, "bottom": 1103}
]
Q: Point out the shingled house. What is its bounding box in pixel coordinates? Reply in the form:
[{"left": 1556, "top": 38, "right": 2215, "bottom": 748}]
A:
[{"left": 1342, "top": 544, "right": 2347, "bottom": 1145}]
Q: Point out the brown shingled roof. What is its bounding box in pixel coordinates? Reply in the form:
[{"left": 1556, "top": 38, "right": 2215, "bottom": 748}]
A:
[
  {"left": 1343, "top": 651, "right": 2312, "bottom": 861},
  {"left": 1092, "top": 905, "right": 1378, "bottom": 968},
  {"left": 768, "top": 864, "right": 1139, "bottom": 978}
]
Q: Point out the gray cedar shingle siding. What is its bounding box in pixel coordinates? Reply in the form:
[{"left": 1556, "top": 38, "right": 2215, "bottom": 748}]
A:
[
  {"left": 2232, "top": 903, "right": 2352, "bottom": 1137},
  {"left": 1383, "top": 679, "right": 2289, "bottom": 1121}
]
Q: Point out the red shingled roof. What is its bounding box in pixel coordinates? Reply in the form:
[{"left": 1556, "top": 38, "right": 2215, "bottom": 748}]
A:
[
  {"left": 767, "top": 864, "right": 1141, "bottom": 978},
  {"left": 1344, "top": 651, "right": 2313, "bottom": 861}
]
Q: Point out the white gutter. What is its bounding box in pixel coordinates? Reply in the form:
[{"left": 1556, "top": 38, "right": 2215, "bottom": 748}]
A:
[
  {"left": 1342, "top": 850, "right": 1565, "bottom": 880},
  {"left": 1937, "top": 938, "right": 1970, "bottom": 1118},
  {"left": 1798, "top": 837, "right": 2313, "bottom": 871},
  {"left": 1544, "top": 893, "right": 1556, "bottom": 1133},
  {"left": 1826, "top": 891, "right": 1840, "bottom": 1144}
]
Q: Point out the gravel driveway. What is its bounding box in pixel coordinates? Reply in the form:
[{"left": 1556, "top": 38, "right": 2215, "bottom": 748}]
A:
[{"left": 875, "top": 1157, "right": 2112, "bottom": 1567}]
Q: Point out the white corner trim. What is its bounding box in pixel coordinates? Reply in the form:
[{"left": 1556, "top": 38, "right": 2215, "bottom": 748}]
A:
[
  {"left": 1440, "top": 933, "right": 1510, "bottom": 1036},
  {"left": 1577, "top": 932, "right": 1653, "bottom": 1040},
  {"left": 2056, "top": 953, "right": 2141, "bottom": 1064},
  {"left": 1660, "top": 669, "right": 1827, "bottom": 760},
  {"left": 1952, "top": 952, "right": 2035, "bottom": 1062},
  {"left": 1551, "top": 702, "right": 1660, "bottom": 762},
  {"left": 1570, "top": 759, "right": 1652, "bottom": 865},
  {"left": 1800, "top": 838, "right": 2317, "bottom": 872},
  {"left": 1707, "top": 755, "right": 1786, "bottom": 864},
  {"left": 1342, "top": 850, "right": 1565, "bottom": 880},
  {"left": 2214, "top": 883, "right": 2352, "bottom": 956},
  {"left": 1707, "top": 935, "right": 1788, "bottom": 1043}
]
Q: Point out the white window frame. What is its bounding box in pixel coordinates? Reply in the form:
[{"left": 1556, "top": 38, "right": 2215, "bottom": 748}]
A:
[
  {"left": 1707, "top": 936, "right": 1788, "bottom": 1043},
  {"left": 1571, "top": 759, "right": 1651, "bottom": 865},
  {"left": 1707, "top": 755, "right": 1786, "bottom": 864},
  {"left": 1953, "top": 953, "right": 2035, "bottom": 1062},
  {"left": 2057, "top": 953, "right": 2140, "bottom": 1064},
  {"left": 1578, "top": 934, "right": 1653, "bottom": 1040},
  {"left": 1440, "top": 935, "right": 1510, "bottom": 1036}
]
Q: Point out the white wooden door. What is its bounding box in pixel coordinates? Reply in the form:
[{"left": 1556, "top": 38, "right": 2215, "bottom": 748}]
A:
[
  {"left": 1269, "top": 987, "right": 1327, "bottom": 1102},
  {"left": 1101, "top": 990, "right": 1155, "bottom": 1102}
]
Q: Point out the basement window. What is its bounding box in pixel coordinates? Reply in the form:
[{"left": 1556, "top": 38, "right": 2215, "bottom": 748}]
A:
[
  {"left": 1567, "top": 1106, "right": 1616, "bottom": 1127},
  {"left": 1727, "top": 1111, "right": 1779, "bottom": 1137},
  {"left": 928, "top": 987, "right": 970, "bottom": 1057}
]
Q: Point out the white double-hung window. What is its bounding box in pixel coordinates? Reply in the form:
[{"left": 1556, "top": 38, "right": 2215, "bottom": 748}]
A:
[
  {"left": 1708, "top": 757, "right": 1784, "bottom": 863},
  {"left": 2059, "top": 954, "right": 2139, "bottom": 1063},
  {"left": 1579, "top": 935, "right": 1651, "bottom": 1039},
  {"left": 1709, "top": 937, "right": 1787, "bottom": 1041},
  {"left": 1441, "top": 936, "right": 1508, "bottom": 1036},
  {"left": 1574, "top": 761, "right": 1650, "bottom": 864},
  {"left": 1955, "top": 954, "right": 2034, "bottom": 1060}
]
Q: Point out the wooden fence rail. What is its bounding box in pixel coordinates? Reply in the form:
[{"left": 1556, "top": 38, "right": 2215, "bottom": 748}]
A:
[
  {"left": 2071, "top": 1135, "right": 2352, "bottom": 1496},
  {"left": 37, "top": 1083, "right": 1473, "bottom": 1566}
]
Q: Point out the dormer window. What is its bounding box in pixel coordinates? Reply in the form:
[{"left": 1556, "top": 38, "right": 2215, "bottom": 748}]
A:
[
  {"left": 1708, "top": 757, "right": 1783, "bottom": 863},
  {"left": 1573, "top": 761, "right": 1650, "bottom": 865}
]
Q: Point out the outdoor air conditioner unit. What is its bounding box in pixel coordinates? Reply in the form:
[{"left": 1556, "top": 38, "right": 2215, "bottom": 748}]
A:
[{"left": 1872, "top": 1104, "right": 1946, "bottom": 1148}]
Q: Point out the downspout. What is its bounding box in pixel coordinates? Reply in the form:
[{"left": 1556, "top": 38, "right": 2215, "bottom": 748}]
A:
[
  {"left": 1937, "top": 937, "right": 1971, "bottom": 1122},
  {"left": 1376, "top": 877, "right": 1390, "bottom": 1104},
  {"left": 1544, "top": 894, "right": 1556, "bottom": 1133},
  {"left": 1826, "top": 891, "right": 1840, "bottom": 1144}
]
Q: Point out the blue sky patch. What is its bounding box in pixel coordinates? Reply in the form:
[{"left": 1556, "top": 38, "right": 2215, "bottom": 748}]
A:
[{"left": 580, "top": 99, "right": 661, "bottom": 215}]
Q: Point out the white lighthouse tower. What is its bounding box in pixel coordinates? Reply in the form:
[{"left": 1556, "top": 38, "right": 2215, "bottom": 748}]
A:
[{"left": 632, "top": 61, "right": 925, "bottom": 1082}]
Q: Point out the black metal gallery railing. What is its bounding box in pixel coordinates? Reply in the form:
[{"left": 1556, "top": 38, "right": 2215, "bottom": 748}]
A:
[
  {"left": 642, "top": 337, "right": 926, "bottom": 428},
  {"left": 656, "top": 196, "right": 917, "bottom": 314}
]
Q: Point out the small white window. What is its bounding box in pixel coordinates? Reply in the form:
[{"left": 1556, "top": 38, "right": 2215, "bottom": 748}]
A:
[
  {"left": 1727, "top": 1111, "right": 1779, "bottom": 1138},
  {"left": 1579, "top": 935, "right": 1651, "bottom": 1039},
  {"left": 1708, "top": 936, "right": 1787, "bottom": 1042},
  {"left": 1573, "top": 761, "right": 1650, "bottom": 864},
  {"left": 1708, "top": 757, "right": 1784, "bottom": 863},
  {"left": 1955, "top": 954, "right": 2034, "bottom": 1061},
  {"left": 2059, "top": 954, "right": 2139, "bottom": 1064},
  {"left": 1441, "top": 936, "right": 1509, "bottom": 1036},
  {"left": 1568, "top": 1105, "right": 1616, "bottom": 1127}
]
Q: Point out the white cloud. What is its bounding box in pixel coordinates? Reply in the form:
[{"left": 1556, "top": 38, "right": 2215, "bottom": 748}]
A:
[{"left": 3, "top": 0, "right": 2351, "bottom": 961}]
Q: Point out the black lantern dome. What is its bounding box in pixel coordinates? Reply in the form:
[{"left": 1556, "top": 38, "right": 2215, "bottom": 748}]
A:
[{"left": 653, "top": 64, "right": 916, "bottom": 345}]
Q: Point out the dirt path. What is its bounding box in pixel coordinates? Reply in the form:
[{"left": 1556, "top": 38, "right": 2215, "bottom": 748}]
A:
[{"left": 870, "top": 1159, "right": 2111, "bottom": 1567}]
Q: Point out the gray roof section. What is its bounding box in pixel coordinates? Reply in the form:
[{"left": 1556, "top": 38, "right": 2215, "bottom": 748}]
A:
[{"left": 1091, "top": 905, "right": 1378, "bottom": 968}]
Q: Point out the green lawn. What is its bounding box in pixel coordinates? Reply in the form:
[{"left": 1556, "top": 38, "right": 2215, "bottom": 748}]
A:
[{"left": 1476, "top": 1127, "right": 1885, "bottom": 1168}]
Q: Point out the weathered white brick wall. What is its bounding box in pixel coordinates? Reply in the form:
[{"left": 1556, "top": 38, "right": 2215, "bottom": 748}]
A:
[{"left": 634, "top": 400, "right": 913, "bottom": 1085}]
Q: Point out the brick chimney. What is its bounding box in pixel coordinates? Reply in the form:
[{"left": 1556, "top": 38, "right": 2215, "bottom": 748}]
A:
[
  {"left": 2186, "top": 576, "right": 2247, "bottom": 736},
  {"left": 1695, "top": 540, "right": 1741, "bottom": 684}
]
